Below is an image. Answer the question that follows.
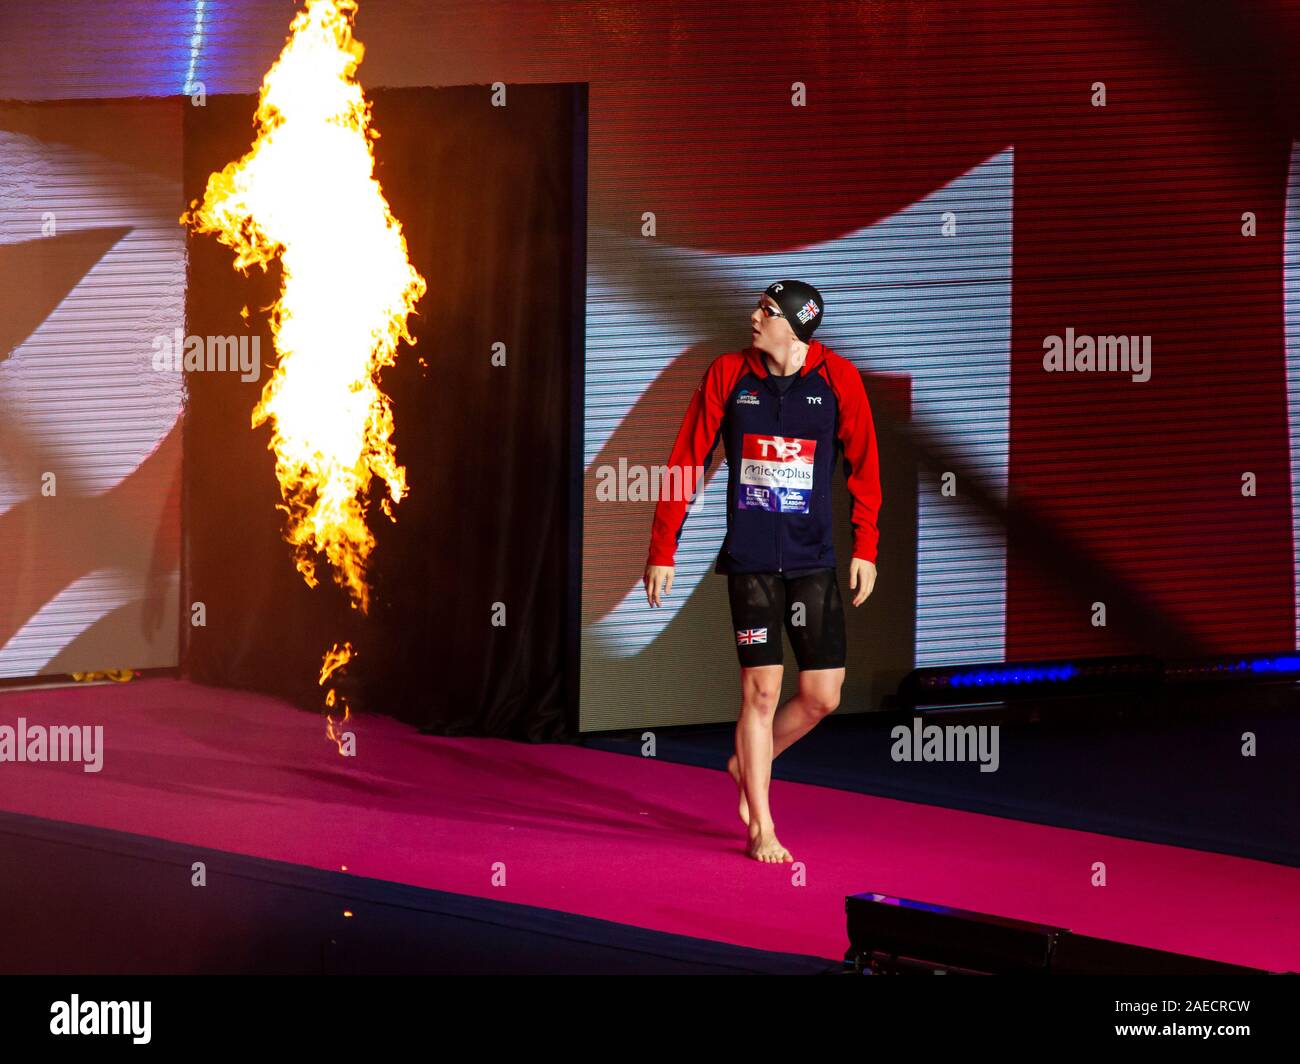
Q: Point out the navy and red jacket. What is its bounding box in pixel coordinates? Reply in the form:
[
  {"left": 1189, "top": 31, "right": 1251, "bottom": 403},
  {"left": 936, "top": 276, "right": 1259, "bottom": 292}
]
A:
[{"left": 646, "top": 339, "right": 882, "bottom": 575}]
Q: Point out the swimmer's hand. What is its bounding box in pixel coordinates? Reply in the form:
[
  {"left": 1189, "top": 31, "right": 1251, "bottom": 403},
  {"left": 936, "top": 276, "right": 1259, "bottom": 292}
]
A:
[
  {"left": 644, "top": 565, "right": 674, "bottom": 607},
  {"left": 849, "top": 558, "right": 877, "bottom": 607}
]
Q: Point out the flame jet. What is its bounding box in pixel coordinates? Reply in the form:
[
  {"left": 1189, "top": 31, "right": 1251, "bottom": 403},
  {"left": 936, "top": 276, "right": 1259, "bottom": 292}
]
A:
[
  {"left": 183, "top": 0, "right": 427, "bottom": 615},
  {"left": 183, "top": 0, "right": 426, "bottom": 750}
]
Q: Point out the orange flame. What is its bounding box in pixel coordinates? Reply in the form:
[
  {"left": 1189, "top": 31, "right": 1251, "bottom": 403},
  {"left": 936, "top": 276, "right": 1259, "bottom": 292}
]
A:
[
  {"left": 183, "top": 0, "right": 426, "bottom": 753},
  {"left": 181, "top": 0, "right": 426, "bottom": 614},
  {"left": 320, "top": 640, "right": 353, "bottom": 753}
]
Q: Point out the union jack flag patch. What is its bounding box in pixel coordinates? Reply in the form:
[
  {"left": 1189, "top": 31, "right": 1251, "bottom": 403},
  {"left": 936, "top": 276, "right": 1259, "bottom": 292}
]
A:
[
  {"left": 796, "top": 299, "right": 820, "bottom": 325},
  {"left": 736, "top": 627, "right": 768, "bottom": 645}
]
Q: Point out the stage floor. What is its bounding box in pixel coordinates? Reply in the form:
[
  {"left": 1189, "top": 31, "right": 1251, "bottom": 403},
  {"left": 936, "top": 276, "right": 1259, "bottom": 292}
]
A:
[{"left": 0, "top": 678, "right": 1295, "bottom": 970}]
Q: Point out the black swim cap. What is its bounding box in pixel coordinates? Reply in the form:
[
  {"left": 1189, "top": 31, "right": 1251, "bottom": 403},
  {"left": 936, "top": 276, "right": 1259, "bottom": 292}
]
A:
[{"left": 763, "top": 279, "right": 825, "bottom": 342}]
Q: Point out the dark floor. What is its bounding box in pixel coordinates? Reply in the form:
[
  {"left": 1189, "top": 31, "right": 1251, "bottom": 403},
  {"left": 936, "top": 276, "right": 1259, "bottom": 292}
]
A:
[{"left": 0, "top": 810, "right": 839, "bottom": 975}]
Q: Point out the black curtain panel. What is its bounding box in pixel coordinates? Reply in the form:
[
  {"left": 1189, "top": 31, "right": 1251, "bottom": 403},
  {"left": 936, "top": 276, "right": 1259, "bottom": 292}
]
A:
[{"left": 182, "top": 85, "right": 584, "bottom": 741}]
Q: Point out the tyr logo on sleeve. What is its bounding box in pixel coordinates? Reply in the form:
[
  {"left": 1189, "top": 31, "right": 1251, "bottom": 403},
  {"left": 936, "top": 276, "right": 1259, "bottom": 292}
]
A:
[{"left": 739, "top": 433, "right": 816, "bottom": 513}]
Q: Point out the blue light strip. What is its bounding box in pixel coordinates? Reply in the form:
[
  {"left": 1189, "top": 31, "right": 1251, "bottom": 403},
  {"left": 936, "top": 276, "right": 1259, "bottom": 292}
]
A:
[
  {"left": 949, "top": 663, "right": 1078, "bottom": 688},
  {"left": 1173, "top": 655, "right": 1300, "bottom": 675},
  {"left": 1248, "top": 655, "right": 1300, "bottom": 674}
]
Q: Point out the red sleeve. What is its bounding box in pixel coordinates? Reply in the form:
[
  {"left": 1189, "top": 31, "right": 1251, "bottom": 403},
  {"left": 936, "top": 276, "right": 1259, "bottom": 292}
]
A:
[
  {"left": 827, "top": 357, "right": 882, "bottom": 564},
  {"left": 645, "top": 355, "right": 738, "bottom": 568}
]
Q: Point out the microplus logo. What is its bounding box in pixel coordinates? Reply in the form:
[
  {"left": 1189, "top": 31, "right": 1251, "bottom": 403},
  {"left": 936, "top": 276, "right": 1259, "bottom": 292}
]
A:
[
  {"left": 152, "top": 328, "right": 261, "bottom": 382},
  {"left": 0, "top": 718, "right": 103, "bottom": 773},
  {"left": 50, "top": 996, "right": 151, "bottom": 1044},
  {"left": 1042, "top": 328, "right": 1151, "bottom": 382}
]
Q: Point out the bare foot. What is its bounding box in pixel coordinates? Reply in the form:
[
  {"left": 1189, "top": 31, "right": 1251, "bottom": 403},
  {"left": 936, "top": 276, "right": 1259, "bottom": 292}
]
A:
[
  {"left": 727, "top": 753, "right": 750, "bottom": 827},
  {"left": 747, "top": 825, "right": 793, "bottom": 863}
]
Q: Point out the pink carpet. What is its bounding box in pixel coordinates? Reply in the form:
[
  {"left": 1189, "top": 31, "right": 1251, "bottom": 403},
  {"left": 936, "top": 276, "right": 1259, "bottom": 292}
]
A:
[{"left": 0, "top": 677, "right": 1295, "bottom": 968}]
